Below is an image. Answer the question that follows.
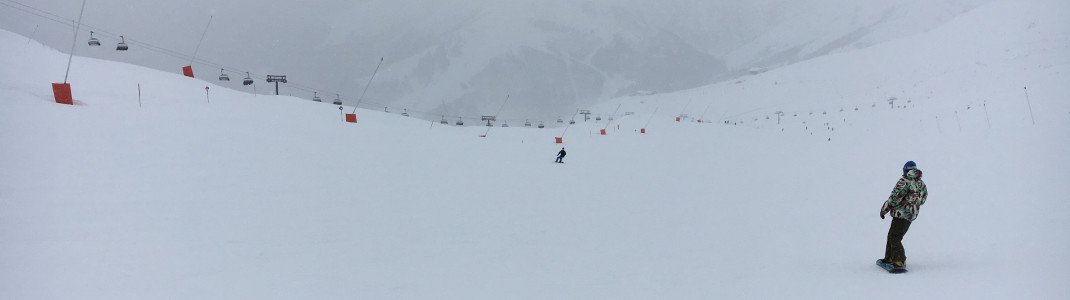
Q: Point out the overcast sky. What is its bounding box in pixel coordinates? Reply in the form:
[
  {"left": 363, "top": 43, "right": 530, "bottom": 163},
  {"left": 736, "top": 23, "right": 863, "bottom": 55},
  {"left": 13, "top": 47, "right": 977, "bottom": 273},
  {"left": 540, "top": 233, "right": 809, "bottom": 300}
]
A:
[{"left": 1, "top": 0, "right": 989, "bottom": 121}]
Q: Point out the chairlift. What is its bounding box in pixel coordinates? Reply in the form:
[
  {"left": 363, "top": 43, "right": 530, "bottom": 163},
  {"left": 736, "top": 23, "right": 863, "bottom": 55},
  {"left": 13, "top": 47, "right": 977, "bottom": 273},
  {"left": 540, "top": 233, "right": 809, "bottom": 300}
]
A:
[
  {"left": 524, "top": 119, "right": 532, "bottom": 127},
  {"left": 608, "top": 116, "right": 614, "bottom": 121},
  {"left": 243, "top": 72, "right": 254, "bottom": 86},
  {"left": 596, "top": 116, "right": 602, "bottom": 121},
  {"left": 312, "top": 92, "right": 322, "bottom": 102},
  {"left": 569, "top": 119, "right": 576, "bottom": 124},
  {"left": 384, "top": 107, "right": 390, "bottom": 113},
  {"left": 402, "top": 109, "right": 409, "bottom": 117},
  {"left": 557, "top": 117, "right": 564, "bottom": 123},
  {"left": 440, "top": 116, "right": 449, "bottom": 125},
  {"left": 537, "top": 122, "right": 545, "bottom": 128},
  {"left": 88, "top": 31, "right": 101, "bottom": 46},
  {"left": 332, "top": 94, "right": 342, "bottom": 105},
  {"left": 456, "top": 117, "right": 464, "bottom": 126},
  {"left": 116, "top": 35, "right": 129, "bottom": 51},
  {"left": 502, "top": 122, "right": 509, "bottom": 127},
  {"left": 218, "top": 68, "right": 230, "bottom": 81}
]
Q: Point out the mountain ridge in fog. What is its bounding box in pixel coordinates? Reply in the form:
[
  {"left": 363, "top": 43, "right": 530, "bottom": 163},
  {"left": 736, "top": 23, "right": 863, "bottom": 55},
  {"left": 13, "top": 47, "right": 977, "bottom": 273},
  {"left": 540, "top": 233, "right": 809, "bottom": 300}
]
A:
[{"left": 1, "top": 0, "right": 990, "bottom": 120}]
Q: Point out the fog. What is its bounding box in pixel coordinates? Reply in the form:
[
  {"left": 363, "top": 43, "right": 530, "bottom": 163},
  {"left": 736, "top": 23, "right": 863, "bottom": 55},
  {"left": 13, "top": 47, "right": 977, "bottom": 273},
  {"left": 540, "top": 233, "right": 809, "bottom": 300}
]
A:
[{"left": 1, "top": 0, "right": 989, "bottom": 122}]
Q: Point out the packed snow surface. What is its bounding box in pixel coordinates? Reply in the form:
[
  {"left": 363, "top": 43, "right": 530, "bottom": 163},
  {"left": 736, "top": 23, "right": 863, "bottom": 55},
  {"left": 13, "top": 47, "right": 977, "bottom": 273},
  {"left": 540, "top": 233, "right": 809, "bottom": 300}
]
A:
[{"left": 2, "top": 0, "right": 1069, "bottom": 298}]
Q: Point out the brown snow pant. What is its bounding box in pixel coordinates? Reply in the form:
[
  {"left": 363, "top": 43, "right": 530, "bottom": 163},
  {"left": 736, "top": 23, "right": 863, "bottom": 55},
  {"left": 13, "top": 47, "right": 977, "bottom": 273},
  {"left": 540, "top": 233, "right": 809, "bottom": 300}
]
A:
[{"left": 884, "top": 218, "right": 912, "bottom": 265}]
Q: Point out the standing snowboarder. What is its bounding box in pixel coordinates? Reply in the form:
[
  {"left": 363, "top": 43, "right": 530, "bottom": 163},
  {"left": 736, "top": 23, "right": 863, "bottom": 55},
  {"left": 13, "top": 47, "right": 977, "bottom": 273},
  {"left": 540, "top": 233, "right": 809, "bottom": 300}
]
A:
[
  {"left": 878, "top": 161, "right": 928, "bottom": 272},
  {"left": 555, "top": 148, "right": 566, "bottom": 163}
]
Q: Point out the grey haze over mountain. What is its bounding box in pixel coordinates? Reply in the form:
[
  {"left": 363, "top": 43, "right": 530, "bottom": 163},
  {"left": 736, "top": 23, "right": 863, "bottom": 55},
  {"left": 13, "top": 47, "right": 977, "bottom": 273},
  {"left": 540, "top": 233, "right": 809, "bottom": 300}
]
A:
[{"left": 1, "top": 0, "right": 989, "bottom": 121}]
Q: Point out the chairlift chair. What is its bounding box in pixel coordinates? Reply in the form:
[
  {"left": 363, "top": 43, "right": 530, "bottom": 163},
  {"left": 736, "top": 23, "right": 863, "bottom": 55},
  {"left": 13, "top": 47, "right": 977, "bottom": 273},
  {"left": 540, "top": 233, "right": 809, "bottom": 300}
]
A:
[
  {"left": 456, "top": 118, "right": 464, "bottom": 126},
  {"left": 596, "top": 116, "right": 602, "bottom": 121},
  {"left": 557, "top": 118, "right": 564, "bottom": 123},
  {"left": 88, "top": 31, "right": 101, "bottom": 46},
  {"left": 569, "top": 119, "right": 576, "bottom": 124},
  {"left": 312, "top": 92, "right": 322, "bottom": 102},
  {"left": 242, "top": 72, "right": 254, "bottom": 86},
  {"left": 537, "top": 122, "right": 545, "bottom": 128},
  {"left": 608, "top": 116, "right": 614, "bottom": 121},
  {"left": 218, "top": 69, "right": 230, "bottom": 81},
  {"left": 502, "top": 122, "right": 509, "bottom": 127},
  {"left": 524, "top": 119, "right": 532, "bottom": 127},
  {"left": 332, "top": 94, "right": 342, "bottom": 105},
  {"left": 440, "top": 116, "right": 449, "bottom": 125},
  {"left": 402, "top": 109, "right": 410, "bottom": 117},
  {"left": 116, "top": 35, "right": 129, "bottom": 51}
]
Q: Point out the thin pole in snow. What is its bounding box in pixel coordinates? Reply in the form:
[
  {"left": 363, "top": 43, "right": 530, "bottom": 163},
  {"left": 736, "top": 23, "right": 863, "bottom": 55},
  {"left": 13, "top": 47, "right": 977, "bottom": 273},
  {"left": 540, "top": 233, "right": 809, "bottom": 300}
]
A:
[
  {"left": 698, "top": 105, "right": 711, "bottom": 123},
  {"left": 137, "top": 83, "right": 142, "bottom": 108},
  {"left": 603, "top": 103, "right": 622, "bottom": 131},
  {"left": 679, "top": 98, "right": 693, "bottom": 120},
  {"left": 936, "top": 116, "right": 942, "bottom": 134},
  {"left": 190, "top": 16, "right": 213, "bottom": 65},
  {"left": 1023, "top": 86, "right": 1036, "bottom": 125},
  {"left": 339, "top": 106, "right": 344, "bottom": 121},
  {"left": 954, "top": 110, "right": 962, "bottom": 132},
  {"left": 481, "top": 94, "right": 510, "bottom": 137},
  {"left": 63, "top": 0, "right": 88, "bottom": 83},
  {"left": 204, "top": 86, "right": 210, "bottom": 103},
  {"left": 27, "top": 24, "right": 38, "bottom": 44},
  {"left": 983, "top": 100, "right": 991, "bottom": 129},
  {"left": 559, "top": 109, "right": 581, "bottom": 138},
  {"left": 643, "top": 107, "right": 660, "bottom": 128},
  {"left": 353, "top": 57, "right": 384, "bottom": 114}
]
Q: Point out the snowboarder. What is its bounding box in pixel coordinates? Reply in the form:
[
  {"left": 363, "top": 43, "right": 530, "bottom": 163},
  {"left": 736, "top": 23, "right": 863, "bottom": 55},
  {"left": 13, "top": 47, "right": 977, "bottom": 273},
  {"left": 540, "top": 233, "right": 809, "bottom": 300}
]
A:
[
  {"left": 878, "top": 161, "right": 928, "bottom": 272},
  {"left": 555, "top": 147, "right": 566, "bottom": 163}
]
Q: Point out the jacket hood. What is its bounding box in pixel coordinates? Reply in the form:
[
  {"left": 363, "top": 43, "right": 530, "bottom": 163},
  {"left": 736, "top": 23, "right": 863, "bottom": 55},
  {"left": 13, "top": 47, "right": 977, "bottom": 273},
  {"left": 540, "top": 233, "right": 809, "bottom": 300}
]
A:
[{"left": 905, "top": 168, "right": 923, "bottom": 180}]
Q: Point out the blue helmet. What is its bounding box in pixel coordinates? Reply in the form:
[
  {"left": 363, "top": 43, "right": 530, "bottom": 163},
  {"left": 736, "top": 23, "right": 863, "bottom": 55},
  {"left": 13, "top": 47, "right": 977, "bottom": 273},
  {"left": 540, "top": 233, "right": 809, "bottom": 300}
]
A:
[{"left": 903, "top": 161, "right": 917, "bottom": 176}]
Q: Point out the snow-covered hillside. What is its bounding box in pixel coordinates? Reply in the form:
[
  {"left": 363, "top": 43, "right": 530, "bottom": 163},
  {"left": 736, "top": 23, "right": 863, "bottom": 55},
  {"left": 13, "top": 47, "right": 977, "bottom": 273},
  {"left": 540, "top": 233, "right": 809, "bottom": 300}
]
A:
[
  {"left": 2, "top": 0, "right": 993, "bottom": 122},
  {"left": 2, "top": 0, "right": 1068, "bottom": 299}
]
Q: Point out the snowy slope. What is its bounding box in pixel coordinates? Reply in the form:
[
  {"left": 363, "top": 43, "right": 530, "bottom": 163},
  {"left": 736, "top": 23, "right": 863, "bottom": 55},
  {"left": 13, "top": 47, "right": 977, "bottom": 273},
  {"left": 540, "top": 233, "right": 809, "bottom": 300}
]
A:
[
  {"left": 2, "top": 0, "right": 1069, "bottom": 299},
  {"left": 1, "top": 0, "right": 992, "bottom": 122}
]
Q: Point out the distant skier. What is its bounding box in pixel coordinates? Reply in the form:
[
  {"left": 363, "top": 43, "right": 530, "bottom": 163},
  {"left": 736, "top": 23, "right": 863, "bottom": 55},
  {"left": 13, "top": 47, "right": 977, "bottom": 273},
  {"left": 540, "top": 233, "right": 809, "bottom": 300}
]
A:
[
  {"left": 879, "top": 161, "right": 928, "bottom": 270},
  {"left": 555, "top": 147, "right": 566, "bottom": 163}
]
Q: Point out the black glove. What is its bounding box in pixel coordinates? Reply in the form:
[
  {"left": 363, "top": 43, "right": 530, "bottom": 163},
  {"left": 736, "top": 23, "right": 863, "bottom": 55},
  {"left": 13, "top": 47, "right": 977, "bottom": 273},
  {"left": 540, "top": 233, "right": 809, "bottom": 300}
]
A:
[{"left": 880, "top": 211, "right": 887, "bottom": 219}]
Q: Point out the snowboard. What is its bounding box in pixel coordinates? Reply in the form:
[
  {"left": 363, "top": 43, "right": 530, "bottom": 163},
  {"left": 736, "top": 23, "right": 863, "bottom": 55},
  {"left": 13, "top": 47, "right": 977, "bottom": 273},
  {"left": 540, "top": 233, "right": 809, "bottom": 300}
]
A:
[{"left": 876, "top": 259, "right": 908, "bottom": 274}]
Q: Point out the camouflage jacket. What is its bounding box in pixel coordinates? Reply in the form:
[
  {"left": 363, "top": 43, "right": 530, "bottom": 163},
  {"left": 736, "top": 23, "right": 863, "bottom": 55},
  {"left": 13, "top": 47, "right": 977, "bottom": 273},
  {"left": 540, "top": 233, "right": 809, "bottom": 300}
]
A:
[{"left": 881, "top": 169, "right": 928, "bottom": 221}]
